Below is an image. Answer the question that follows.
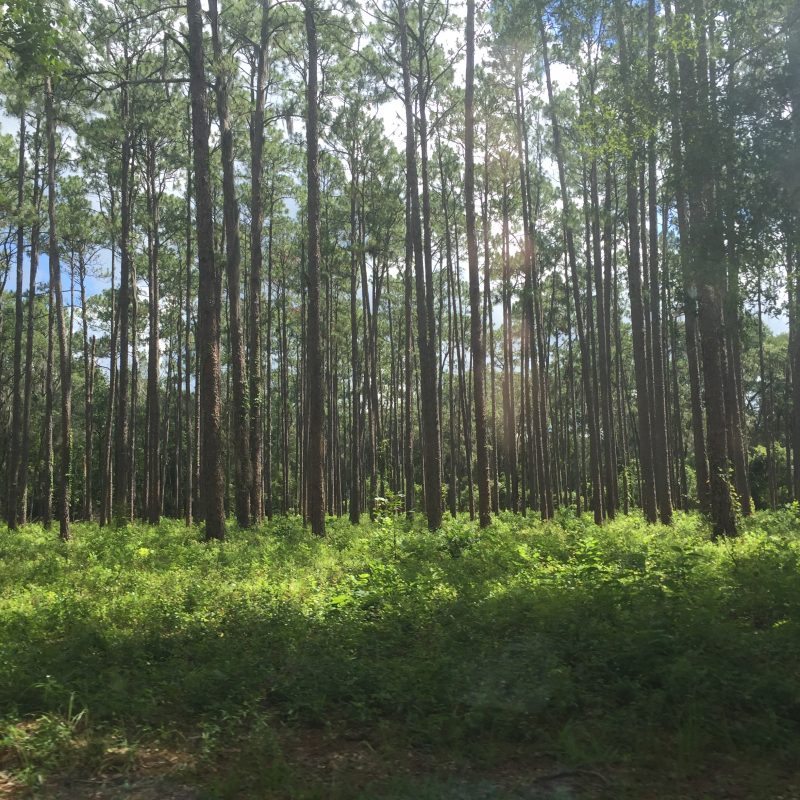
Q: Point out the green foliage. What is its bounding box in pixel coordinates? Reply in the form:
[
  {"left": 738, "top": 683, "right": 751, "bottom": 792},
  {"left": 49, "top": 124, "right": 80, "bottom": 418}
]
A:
[
  {"left": 0, "top": 0, "right": 65, "bottom": 76},
  {"left": 1, "top": 511, "right": 800, "bottom": 794}
]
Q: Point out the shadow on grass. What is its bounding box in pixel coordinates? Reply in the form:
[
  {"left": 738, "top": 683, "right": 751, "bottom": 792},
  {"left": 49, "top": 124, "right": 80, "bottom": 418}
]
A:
[{"left": 2, "top": 513, "right": 800, "bottom": 796}]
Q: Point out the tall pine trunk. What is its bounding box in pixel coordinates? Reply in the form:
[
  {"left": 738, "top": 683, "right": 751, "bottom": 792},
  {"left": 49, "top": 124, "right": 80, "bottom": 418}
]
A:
[
  {"left": 399, "top": 0, "right": 442, "bottom": 529},
  {"left": 114, "top": 83, "right": 132, "bottom": 524},
  {"left": 7, "top": 110, "right": 25, "bottom": 529},
  {"left": 248, "top": 0, "right": 270, "bottom": 524},
  {"left": 677, "top": 0, "right": 736, "bottom": 536},
  {"left": 20, "top": 117, "right": 42, "bottom": 525},
  {"left": 211, "top": 0, "right": 251, "bottom": 528},
  {"left": 188, "top": 0, "right": 226, "bottom": 540},
  {"left": 464, "top": 0, "right": 490, "bottom": 526},
  {"left": 647, "top": 0, "right": 673, "bottom": 524},
  {"left": 46, "top": 77, "right": 71, "bottom": 540},
  {"left": 145, "top": 141, "right": 161, "bottom": 524},
  {"left": 304, "top": 0, "right": 326, "bottom": 536},
  {"left": 615, "top": 1, "right": 657, "bottom": 522}
]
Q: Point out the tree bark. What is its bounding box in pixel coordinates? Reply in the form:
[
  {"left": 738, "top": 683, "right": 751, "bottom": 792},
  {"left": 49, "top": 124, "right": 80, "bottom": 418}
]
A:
[
  {"left": 100, "top": 184, "right": 117, "bottom": 526},
  {"left": 184, "top": 116, "right": 193, "bottom": 526},
  {"left": 145, "top": 140, "right": 161, "bottom": 524},
  {"left": 647, "top": 0, "right": 673, "bottom": 524},
  {"left": 7, "top": 110, "right": 26, "bottom": 528},
  {"left": 501, "top": 178, "right": 518, "bottom": 512},
  {"left": 677, "top": 0, "right": 736, "bottom": 535},
  {"left": 403, "top": 192, "right": 415, "bottom": 518},
  {"left": 399, "top": 0, "right": 442, "bottom": 529},
  {"left": 304, "top": 0, "right": 326, "bottom": 536},
  {"left": 46, "top": 76, "right": 71, "bottom": 540},
  {"left": 79, "top": 257, "right": 93, "bottom": 521},
  {"left": 20, "top": 116, "right": 41, "bottom": 525},
  {"left": 464, "top": 0, "right": 490, "bottom": 527},
  {"left": 599, "top": 164, "right": 618, "bottom": 516},
  {"left": 114, "top": 81, "right": 133, "bottom": 524},
  {"left": 789, "top": 3, "right": 800, "bottom": 500},
  {"left": 43, "top": 277, "right": 54, "bottom": 530},
  {"left": 211, "top": 0, "right": 251, "bottom": 528},
  {"left": 187, "top": 0, "right": 226, "bottom": 540},
  {"left": 248, "top": 0, "right": 270, "bottom": 524},
  {"left": 615, "top": 1, "right": 657, "bottom": 522},
  {"left": 349, "top": 155, "right": 361, "bottom": 524}
]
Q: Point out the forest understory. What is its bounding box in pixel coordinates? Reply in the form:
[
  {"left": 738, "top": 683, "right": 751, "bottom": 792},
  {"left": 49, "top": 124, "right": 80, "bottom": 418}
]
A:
[
  {"left": 2, "top": 0, "right": 800, "bottom": 795},
  {"left": 2, "top": 510, "right": 800, "bottom": 799}
]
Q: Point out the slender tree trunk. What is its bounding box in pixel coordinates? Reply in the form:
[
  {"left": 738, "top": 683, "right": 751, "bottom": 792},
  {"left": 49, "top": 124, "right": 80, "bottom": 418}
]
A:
[
  {"left": 399, "top": 0, "right": 442, "bottom": 529},
  {"left": 615, "top": 2, "right": 657, "bottom": 522},
  {"left": 359, "top": 209, "right": 376, "bottom": 516},
  {"left": 7, "top": 110, "right": 25, "bottom": 529},
  {"left": 788, "top": 4, "right": 800, "bottom": 501},
  {"left": 87, "top": 336, "right": 95, "bottom": 519},
  {"left": 114, "top": 81, "right": 132, "bottom": 524},
  {"left": 465, "top": 0, "right": 490, "bottom": 527},
  {"left": 447, "top": 257, "right": 457, "bottom": 516},
  {"left": 501, "top": 180, "right": 518, "bottom": 511},
  {"left": 482, "top": 132, "right": 500, "bottom": 514},
  {"left": 647, "top": 0, "right": 673, "bottom": 524},
  {"left": 280, "top": 272, "right": 290, "bottom": 513},
  {"left": 46, "top": 76, "right": 71, "bottom": 540},
  {"left": 304, "top": 0, "right": 326, "bottom": 536},
  {"left": 582, "top": 165, "right": 602, "bottom": 514},
  {"left": 565, "top": 251, "right": 581, "bottom": 515},
  {"left": 80, "top": 260, "right": 93, "bottom": 521},
  {"left": 403, "top": 192, "right": 415, "bottom": 518},
  {"left": 264, "top": 198, "right": 274, "bottom": 520},
  {"left": 188, "top": 0, "right": 226, "bottom": 540},
  {"left": 610, "top": 231, "right": 630, "bottom": 514},
  {"left": 20, "top": 117, "right": 41, "bottom": 525},
  {"left": 698, "top": 285, "right": 737, "bottom": 535},
  {"left": 349, "top": 159, "right": 361, "bottom": 524},
  {"left": 664, "top": 0, "right": 709, "bottom": 512},
  {"left": 449, "top": 178, "right": 474, "bottom": 518},
  {"left": 515, "top": 70, "right": 553, "bottom": 519},
  {"left": 43, "top": 278, "right": 54, "bottom": 530},
  {"left": 600, "top": 164, "right": 618, "bottom": 516},
  {"left": 100, "top": 186, "right": 117, "bottom": 526},
  {"left": 757, "top": 271, "right": 777, "bottom": 508},
  {"left": 723, "top": 217, "right": 752, "bottom": 515},
  {"left": 130, "top": 255, "right": 139, "bottom": 518},
  {"left": 248, "top": 0, "right": 270, "bottom": 525},
  {"left": 790, "top": 238, "right": 800, "bottom": 499},
  {"left": 677, "top": 0, "right": 736, "bottom": 535},
  {"left": 176, "top": 273, "right": 183, "bottom": 517},
  {"left": 663, "top": 201, "right": 688, "bottom": 507},
  {"left": 369, "top": 256, "right": 383, "bottom": 505},
  {"left": 184, "top": 120, "right": 193, "bottom": 526},
  {"left": 211, "top": 0, "right": 251, "bottom": 527},
  {"left": 145, "top": 141, "right": 161, "bottom": 524}
]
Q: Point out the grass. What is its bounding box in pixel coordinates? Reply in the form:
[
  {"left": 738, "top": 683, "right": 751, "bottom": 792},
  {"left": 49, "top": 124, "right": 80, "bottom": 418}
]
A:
[{"left": 1, "top": 508, "right": 800, "bottom": 797}]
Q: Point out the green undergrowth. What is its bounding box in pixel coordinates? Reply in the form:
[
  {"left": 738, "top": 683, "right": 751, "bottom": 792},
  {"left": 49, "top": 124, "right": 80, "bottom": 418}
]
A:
[{"left": 1, "top": 508, "right": 800, "bottom": 796}]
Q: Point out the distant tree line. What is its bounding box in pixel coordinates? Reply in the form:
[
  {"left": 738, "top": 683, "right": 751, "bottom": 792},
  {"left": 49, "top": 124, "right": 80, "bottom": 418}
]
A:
[{"left": 0, "top": 0, "right": 798, "bottom": 539}]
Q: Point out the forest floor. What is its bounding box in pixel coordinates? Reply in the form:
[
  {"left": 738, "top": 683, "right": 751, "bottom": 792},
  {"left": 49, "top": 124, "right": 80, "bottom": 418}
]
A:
[{"left": 1, "top": 509, "right": 800, "bottom": 799}]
